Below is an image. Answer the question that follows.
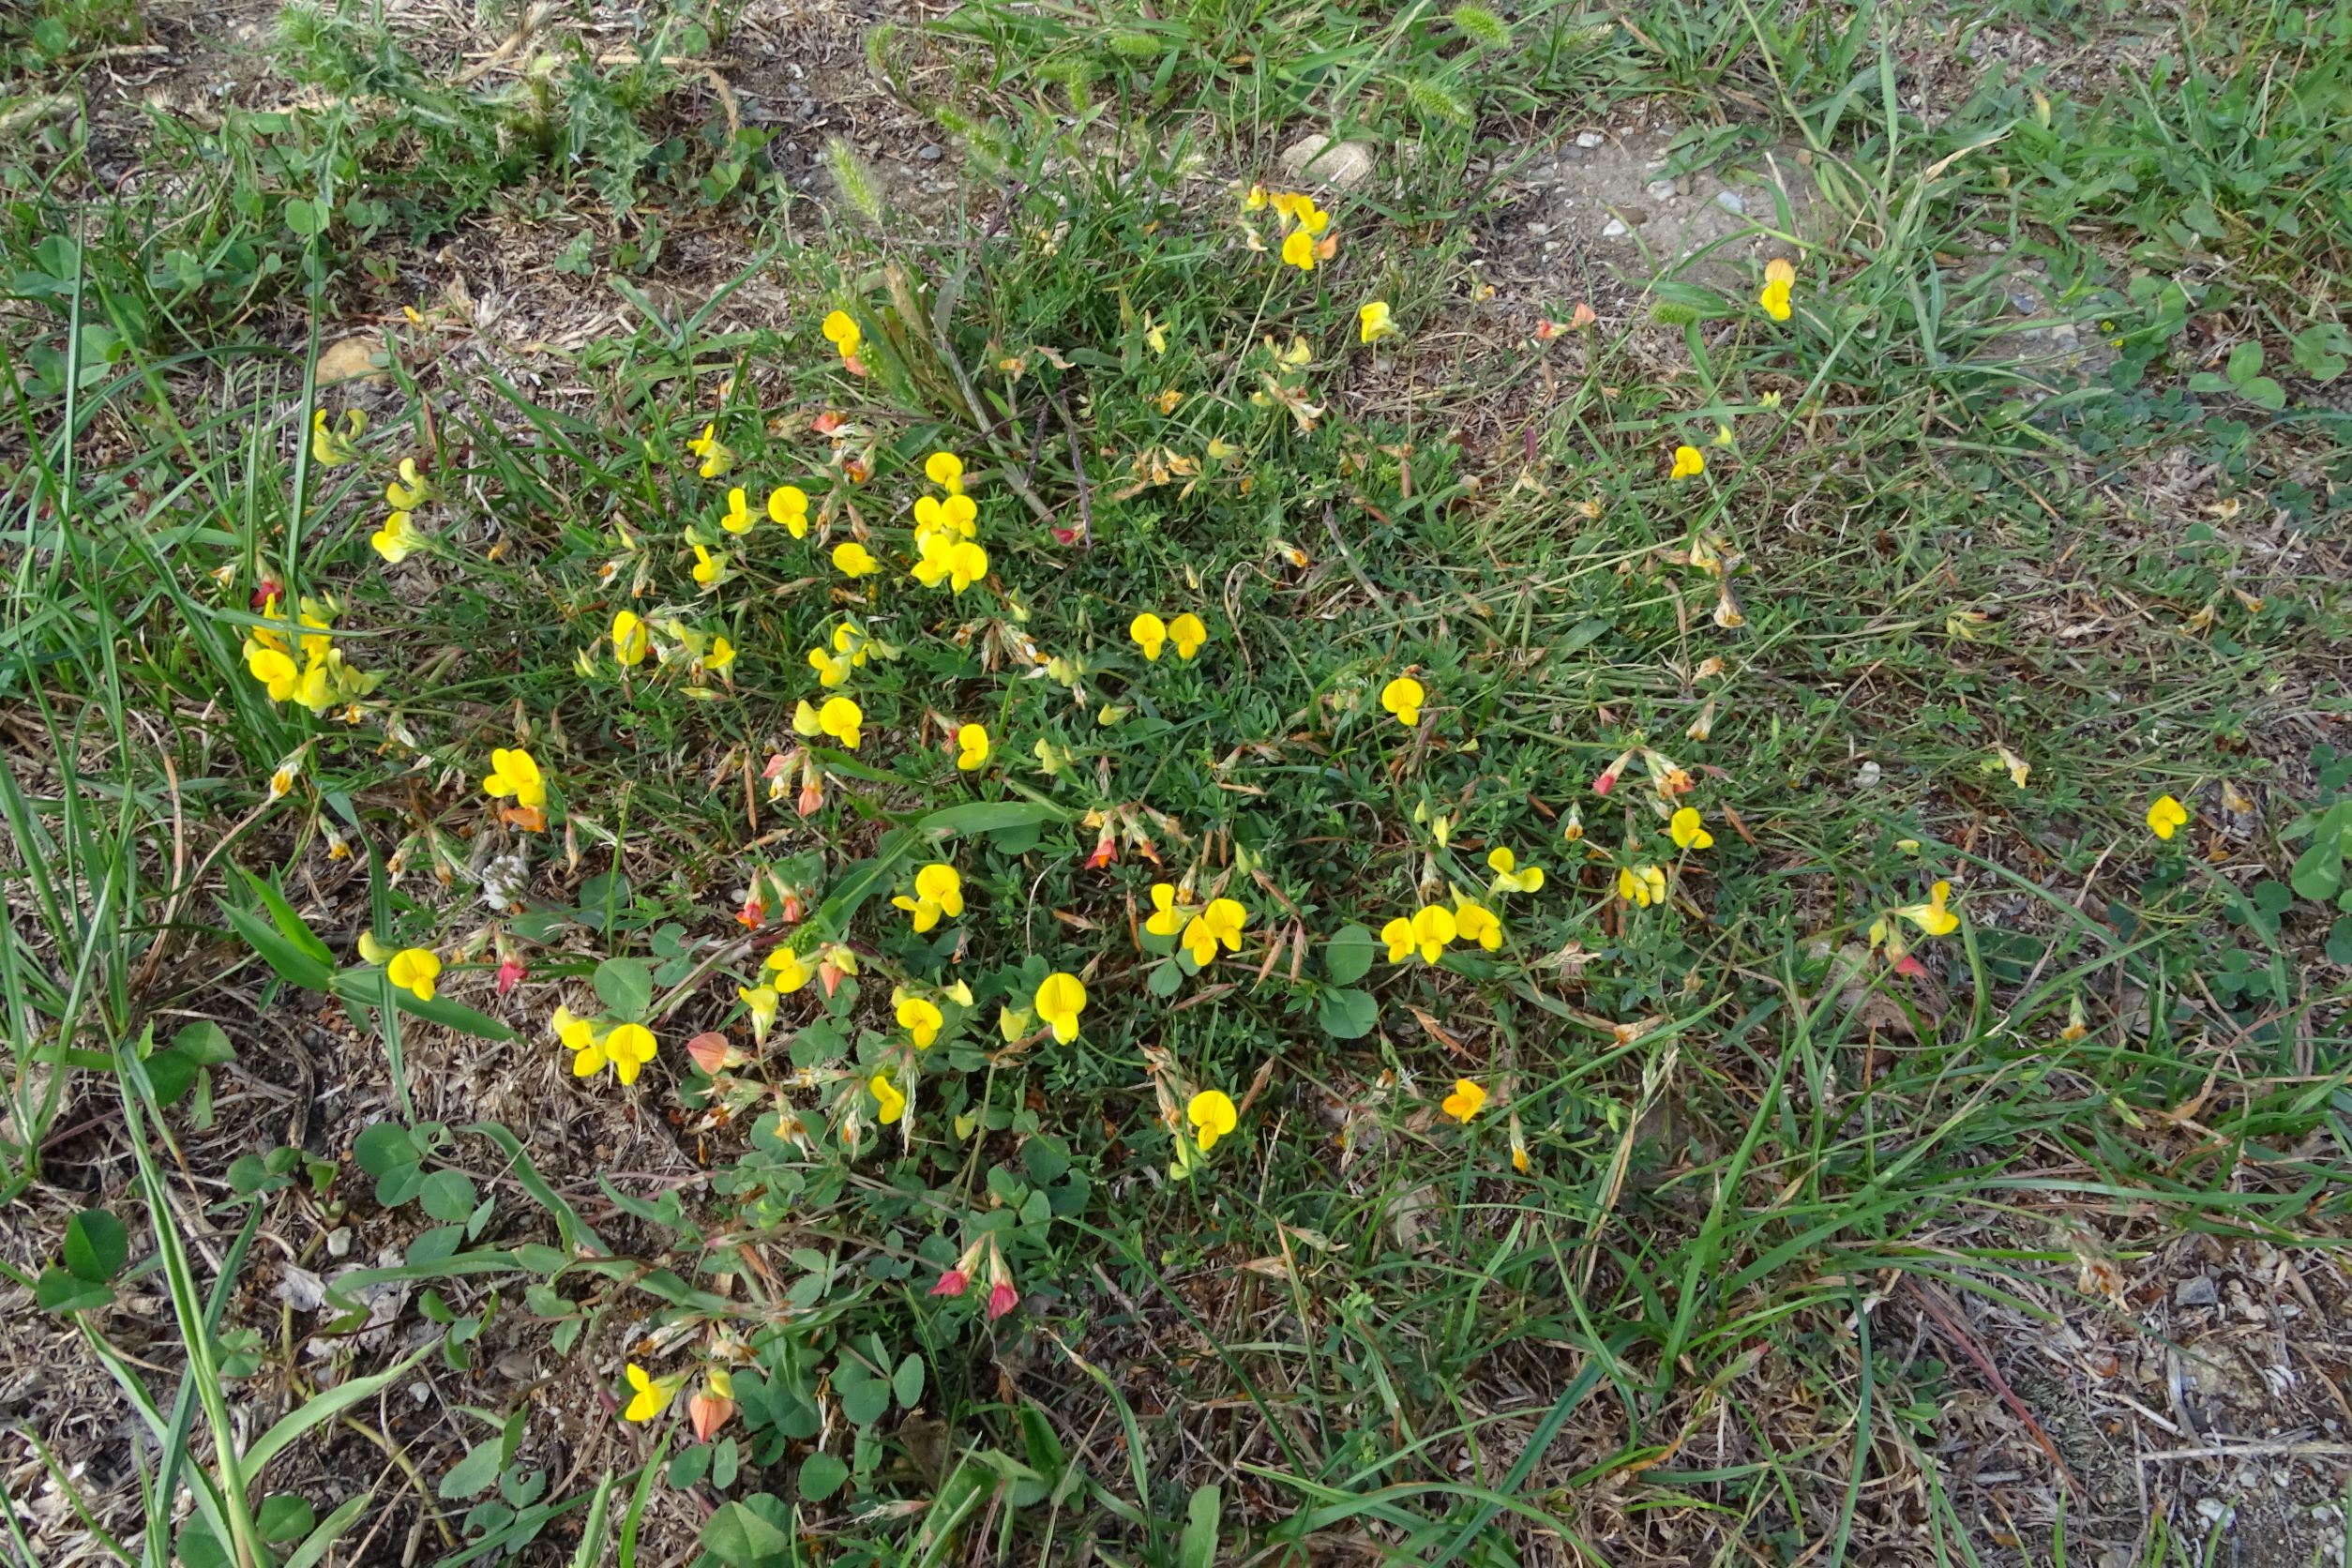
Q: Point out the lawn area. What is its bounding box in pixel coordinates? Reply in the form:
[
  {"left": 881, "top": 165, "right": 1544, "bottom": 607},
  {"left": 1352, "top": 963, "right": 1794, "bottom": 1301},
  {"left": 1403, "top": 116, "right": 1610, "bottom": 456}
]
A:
[{"left": 4, "top": 0, "right": 2351, "bottom": 1562}]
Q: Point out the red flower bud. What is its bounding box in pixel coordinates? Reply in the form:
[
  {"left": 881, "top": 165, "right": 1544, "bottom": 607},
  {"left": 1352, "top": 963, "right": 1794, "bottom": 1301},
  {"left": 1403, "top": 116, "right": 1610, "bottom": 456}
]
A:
[
  {"left": 1592, "top": 770, "right": 1618, "bottom": 796},
  {"left": 1050, "top": 526, "right": 1078, "bottom": 546},
  {"left": 929, "top": 1269, "right": 969, "bottom": 1298},
  {"left": 987, "top": 1280, "right": 1018, "bottom": 1320},
  {"left": 494, "top": 957, "right": 526, "bottom": 996}
]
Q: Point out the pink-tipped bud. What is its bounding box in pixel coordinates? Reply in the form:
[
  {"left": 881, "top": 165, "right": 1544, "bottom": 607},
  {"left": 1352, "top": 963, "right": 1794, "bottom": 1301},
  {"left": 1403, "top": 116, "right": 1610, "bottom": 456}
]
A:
[
  {"left": 929, "top": 1269, "right": 969, "bottom": 1298},
  {"left": 781, "top": 891, "right": 805, "bottom": 924},
  {"left": 1592, "top": 770, "right": 1618, "bottom": 796},
  {"left": 819, "top": 962, "right": 843, "bottom": 1001},
  {"left": 687, "top": 1033, "right": 745, "bottom": 1074},
  {"left": 1892, "top": 954, "right": 1928, "bottom": 978},
  {"left": 688, "top": 1390, "right": 736, "bottom": 1442},
  {"left": 736, "top": 894, "right": 764, "bottom": 929},
  {"left": 1085, "top": 833, "right": 1117, "bottom": 869},
  {"left": 1050, "top": 526, "right": 1078, "bottom": 546},
  {"left": 987, "top": 1281, "right": 1018, "bottom": 1320},
  {"left": 1571, "top": 301, "right": 1598, "bottom": 329},
  {"left": 797, "top": 781, "right": 824, "bottom": 818},
  {"left": 494, "top": 957, "right": 527, "bottom": 996},
  {"left": 761, "top": 752, "right": 790, "bottom": 779}
]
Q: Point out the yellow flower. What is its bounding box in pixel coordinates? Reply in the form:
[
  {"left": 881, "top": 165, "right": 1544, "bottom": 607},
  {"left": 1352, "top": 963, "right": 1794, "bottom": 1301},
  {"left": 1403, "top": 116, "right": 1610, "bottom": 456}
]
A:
[
  {"left": 2147, "top": 794, "right": 2190, "bottom": 840},
  {"left": 721, "top": 487, "right": 754, "bottom": 535},
  {"left": 1357, "top": 301, "right": 1397, "bottom": 343},
  {"left": 1618, "top": 865, "right": 1667, "bottom": 907},
  {"left": 384, "top": 458, "right": 433, "bottom": 510},
  {"left": 1759, "top": 257, "right": 1795, "bottom": 323},
  {"left": 956, "top": 723, "right": 989, "bottom": 771},
  {"left": 925, "top": 451, "right": 966, "bottom": 494},
  {"left": 1187, "top": 1089, "right": 1239, "bottom": 1152},
  {"left": 623, "top": 1364, "right": 681, "bottom": 1423},
  {"left": 1452, "top": 897, "right": 1502, "bottom": 951},
  {"left": 1487, "top": 847, "right": 1545, "bottom": 894},
  {"left": 357, "top": 931, "right": 391, "bottom": 964},
  {"left": 611, "top": 611, "right": 649, "bottom": 667},
  {"left": 911, "top": 531, "right": 988, "bottom": 593},
  {"left": 894, "top": 863, "right": 965, "bottom": 932},
  {"left": 1380, "top": 676, "right": 1425, "bottom": 727},
  {"left": 870, "top": 1073, "right": 907, "bottom": 1124},
  {"left": 1669, "top": 807, "right": 1713, "bottom": 851},
  {"left": 1669, "top": 445, "right": 1706, "bottom": 480},
  {"left": 550, "top": 1005, "right": 597, "bottom": 1055},
  {"left": 688, "top": 423, "right": 731, "bottom": 479},
  {"left": 704, "top": 635, "right": 736, "bottom": 673},
  {"left": 822, "top": 309, "right": 862, "bottom": 357},
  {"left": 691, "top": 543, "right": 727, "bottom": 588},
  {"left": 1143, "top": 313, "right": 1168, "bottom": 355},
  {"left": 483, "top": 747, "right": 547, "bottom": 811},
  {"left": 1996, "top": 745, "right": 2031, "bottom": 790},
  {"left": 1280, "top": 227, "right": 1317, "bottom": 271},
  {"left": 895, "top": 990, "right": 944, "bottom": 1048},
  {"left": 998, "top": 1006, "right": 1033, "bottom": 1042},
  {"left": 247, "top": 645, "right": 301, "bottom": 701},
  {"left": 1441, "top": 1078, "right": 1487, "bottom": 1123},
  {"left": 385, "top": 948, "right": 441, "bottom": 1002},
  {"left": 1890, "top": 881, "right": 1960, "bottom": 938},
  {"left": 1130, "top": 612, "right": 1168, "bottom": 660},
  {"left": 767, "top": 485, "right": 810, "bottom": 536},
  {"left": 1381, "top": 904, "right": 1456, "bottom": 964},
  {"left": 600, "top": 1022, "right": 657, "bottom": 1084},
  {"left": 817, "top": 696, "right": 863, "bottom": 749},
  {"left": 832, "top": 540, "right": 881, "bottom": 578},
  {"left": 1169, "top": 613, "right": 1207, "bottom": 659},
  {"left": 808, "top": 644, "right": 852, "bottom": 687},
  {"left": 737, "top": 984, "right": 778, "bottom": 1043},
  {"left": 766, "top": 945, "right": 812, "bottom": 993},
  {"left": 1180, "top": 897, "right": 1248, "bottom": 967},
  {"left": 309, "top": 408, "right": 364, "bottom": 466},
  {"left": 1145, "top": 882, "right": 1188, "bottom": 938},
  {"left": 1034, "top": 972, "right": 1086, "bottom": 1043},
  {"left": 370, "top": 511, "right": 424, "bottom": 564}
]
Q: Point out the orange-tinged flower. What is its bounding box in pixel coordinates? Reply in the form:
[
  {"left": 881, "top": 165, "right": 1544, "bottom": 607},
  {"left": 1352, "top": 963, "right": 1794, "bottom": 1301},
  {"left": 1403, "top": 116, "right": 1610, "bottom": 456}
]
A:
[
  {"left": 1380, "top": 676, "right": 1425, "bottom": 727},
  {"left": 1441, "top": 1078, "right": 1487, "bottom": 1123},
  {"left": 1034, "top": 972, "right": 1086, "bottom": 1042},
  {"left": 688, "top": 1372, "right": 736, "bottom": 1441},
  {"left": 1187, "top": 1089, "right": 1238, "bottom": 1151},
  {"left": 386, "top": 948, "right": 440, "bottom": 1002}
]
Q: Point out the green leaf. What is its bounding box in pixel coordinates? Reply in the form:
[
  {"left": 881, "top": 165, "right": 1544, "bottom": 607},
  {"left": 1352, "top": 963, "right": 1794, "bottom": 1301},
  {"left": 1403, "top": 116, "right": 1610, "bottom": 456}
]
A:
[
  {"left": 2293, "top": 325, "right": 2349, "bottom": 382},
  {"left": 440, "top": 1439, "right": 505, "bottom": 1500},
  {"left": 892, "top": 1352, "right": 926, "bottom": 1410},
  {"left": 702, "top": 1500, "right": 796, "bottom": 1566},
  {"left": 418, "top": 1170, "right": 478, "bottom": 1223},
  {"left": 1145, "top": 957, "right": 1184, "bottom": 997},
  {"left": 1323, "top": 924, "right": 1377, "bottom": 984},
  {"left": 1177, "top": 1483, "right": 1222, "bottom": 1568},
  {"left": 284, "top": 197, "right": 330, "bottom": 235},
  {"left": 143, "top": 1048, "right": 199, "bottom": 1106},
  {"left": 2290, "top": 835, "right": 2344, "bottom": 902},
  {"left": 1318, "top": 987, "right": 1380, "bottom": 1040},
  {"left": 2225, "top": 339, "right": 2264, "bottom": 383},
  {"left": 593, "top": 957, "right": 654, "bottom": 1021},
  {"left": 2328, "top": 918, "right": 2352, "bottom": 966},
  {"left": 238, "top": 867, "right": 336, "bottom": 964},
  {"left": 173, "top": 1021, "right": 235, "bottom": 1065},
  {"left": 258, "top": 1494, "right": 317, "bottom": 1543},
  {"left": 2240, "top": 375, "right": 2285, "bottom": 411},
  {"left": 797, "top": 1452, "right": 850, "bottom": 1502},
  {"left": 916, "top": 800, "right": 1070, "bottom": 837},
  {"left": 218, "top": 898, "right": 336, "bottom": 990},
  {"left": 838, "top": 1368, "right": 891, "bottom": 1425},
  {"left": 36, "top": 1266, "right": 113, "bottom": 1313},
  {"left": 354, "top": 1123, "right": 419, "bottom": 1176},
  {"left": 65, "top": 1209, "right": 128, "bottom": 1283}
]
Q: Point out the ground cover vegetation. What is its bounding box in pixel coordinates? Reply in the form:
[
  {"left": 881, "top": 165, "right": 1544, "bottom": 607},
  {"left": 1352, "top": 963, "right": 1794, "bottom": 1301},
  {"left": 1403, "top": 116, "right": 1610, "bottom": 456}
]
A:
[{"left": 3, "top": 0, "right": 2350, "bottom": 1561}]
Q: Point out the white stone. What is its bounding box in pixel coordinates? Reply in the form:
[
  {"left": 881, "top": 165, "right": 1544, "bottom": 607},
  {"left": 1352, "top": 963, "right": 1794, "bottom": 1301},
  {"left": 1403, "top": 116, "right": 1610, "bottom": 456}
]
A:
[
  {"left": 1278, "top": 133, "right": 1377, "bottom": 189},
  {"left": 1713, "top": 190, "right": 1746, "bottom": 215},
  {"left": 1600, "top": 218, "right": 1629, "bottom": 238},
  {"left": 1645, "top": 179, "right": 1676, "bottom": 201},
  {"left": 1575, "top": 130, "right": 1605, "bottom": 148}
]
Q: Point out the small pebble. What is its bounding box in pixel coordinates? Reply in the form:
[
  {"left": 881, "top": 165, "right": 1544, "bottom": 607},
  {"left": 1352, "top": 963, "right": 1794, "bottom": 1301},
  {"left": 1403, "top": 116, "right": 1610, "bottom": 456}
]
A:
[
  {"left": 1527, "top": 221, "right": 1549, "bottom": 237},
  {"left": 1713, "top": 190, "right": 1746, "bottom": 215},
  {"left": 1855, "top": 761, "right": 1883, "bottom": 789},
  {"left": 918, "top": 144, "right": 942, "bottom": 161},
  {"left": 1575, "top": 130, "right": 1605, "bottom": 148},
  {"left": 1600, "top": 218, "right": 1629, "bottom": 237},
  {"left": 2175, "top": 1275, "right": 2219, "bottom": 1307},
  {"left": 325, "top": 1227, "right": 353, "bottom": 1259},
  {"left": 1645, "top": 179, "right": 1676, "bottom": 201}
]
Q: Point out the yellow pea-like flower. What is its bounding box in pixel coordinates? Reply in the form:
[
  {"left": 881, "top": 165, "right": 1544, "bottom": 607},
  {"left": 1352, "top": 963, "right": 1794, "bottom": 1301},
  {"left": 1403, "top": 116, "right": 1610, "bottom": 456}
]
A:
[
  {"left": 925, "top": 451, "right": 965, "bottom": 493},
  {"left": 720, "top": 487, "right": 754, "bottom": 535},
  {"left": 1280, "top": 227, "right": 1317, "bottom": 271},
  {"left": 767, "top": 485, "right": 809, "bottom": 535},
  {"left": 766, "top": 945, "right": 811, "bottom": 993},
  {"left": 1187, "top": 1089, "right": 1238, "bottom": 1152},
  {"left": 1487, "top": 847, "right": 1545, "bottom": 894},
  {"left": 1130, "top": 612, "right": 1168, "bottom": 661},
  {"left": 688, "top": 423, "right": 731, "bottom": 479},
  {"left": 817, "top": 696, "right": 863, "bottom": 749},
  {"left": 1169, "top": 613, "right": 1207, "bottom": 659},
  {"left": 1380, "top": 904, "right": 1456, "bottom": 964},
  {"left": 371, "top": 511, "right": 424, "bottom": 564},
  {"left": 1441, "top": 1078, "right": 1487, "bottom": 1123},
  {"left": 956, "top": 723, "right": 989, "bottom": 771},
  {"left": 1452, "top": 897, "right": 1501, "bottom": 952},
  {"left": 623, "top": 1364, "right": 681, "bottom": 1423},
  {"left": 2147, "top": 794, "right": 2190, "bottom": 840},
  {"left": 1759, "top": 256, "right": 1795, "bottom": 323},
  {"left": 1669, "top": 808, "right": 1713, "bottom": 851},
  {"left": 1618, "top": 865, "right": 1667, "bottom": 908},
  {"left": 483, "top": 747, "right": 547, "bottom": 810},
  {"left": 870, "top": 1074, "right": 907, "bottom": 1124},
  {"left": 691, "top": 543, "right": 727, "bottom": 588},
  {"left": 895, "top": 990, "right": 944, "bottom": 1048},
  {"left": 832, "top": 540, "right": 881, "bottom": 578},
  {"left": 1670, "top": 445, "right": 1705, "bottom": 480},
  {"left": 385, "top": 948, "right": 441, "bottom": 1002},
  {"left": 822, "top": 310, "right": 861, "bottom": 354},
  {"left": 611, "top": 611, "right": 650, "bottom": 667},
  {"left": 1380, "top": 676, "right": 1425, "bottom": 727},
  {"left": 1033, "top": 972, "right": 1086, "bottom": 1043},
  {"left": 1357, "top": 301, "right": 1396, "bottom": 343},
  {"left": 1144, "top": 882, "right": 1188, "bottom": 938},
  {"left": 1179, "top": 897, "right": 1248, "bottom": 968}
]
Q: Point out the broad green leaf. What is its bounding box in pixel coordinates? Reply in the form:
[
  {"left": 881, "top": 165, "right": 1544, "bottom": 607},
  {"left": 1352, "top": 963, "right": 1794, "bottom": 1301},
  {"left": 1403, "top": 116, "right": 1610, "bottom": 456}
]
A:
[
  {"left": 797, "top": 1452, "right": 850, "bottom": 1502},
  {"left": 258, "top": 1494, "right": 317, "bottom": 1543},
  {"left": 893, "top": 1352, "right": 926, "bottom": 1409},
  {"left": 418, "top": 1169, "right": 478, "bottom": 1222},
  {"left": 916, "top": 800, "right": 1069, "bottom": 837},
  {"left": 440, "top": 1439, "right": 505, "bottom": 1500},
  {"left": 36, "top": 1266, "right": 113, "bottom": 1313},
  {"left": 1178, "top": 1484, "right": 1222, "bottom": 1568},
  {"left": 1318, "top": 987, "right": 1380, "bottom": 1039},
  {"left": 593, "top": 957, "right": 654, "bottom": 1020},
  {"left": 173, "top": 1020, "right": 235, "bottom": 1064},
  {"left": 65, "top": 1208, "right": 128, "bottom": 1283},
  {"left": 1323, "top": 924, "right": 1377, "bottom": 984}
]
